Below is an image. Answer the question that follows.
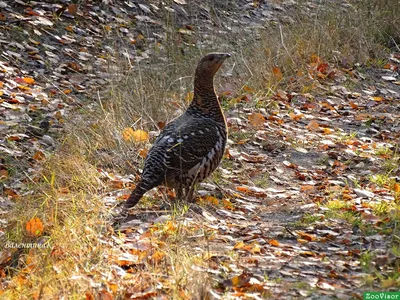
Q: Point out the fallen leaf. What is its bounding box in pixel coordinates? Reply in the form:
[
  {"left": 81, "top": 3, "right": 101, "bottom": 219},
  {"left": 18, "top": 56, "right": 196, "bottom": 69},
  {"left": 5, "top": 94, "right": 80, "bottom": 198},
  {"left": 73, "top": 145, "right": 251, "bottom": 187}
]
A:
[
  {"left": 272, "top": 66, "right": 283, "bottom": 80},
  {"left": 268, "top": 239, "right": 280, "bottom": 247},
  {"left": 248, "top": 112, "right": 265, "bottom": 127},
  {"left": 306, "top": 120, "right": 320, "bottom": 131},
  {"left": 26, "top": 218, "right": 44, "bottom": 237}
]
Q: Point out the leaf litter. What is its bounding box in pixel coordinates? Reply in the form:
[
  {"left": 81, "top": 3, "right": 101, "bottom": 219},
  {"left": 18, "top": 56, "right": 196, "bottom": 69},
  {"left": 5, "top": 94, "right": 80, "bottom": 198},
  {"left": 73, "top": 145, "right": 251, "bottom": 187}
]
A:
[{"left": 0, "top": 0, "right": 400, "bottom": 299}]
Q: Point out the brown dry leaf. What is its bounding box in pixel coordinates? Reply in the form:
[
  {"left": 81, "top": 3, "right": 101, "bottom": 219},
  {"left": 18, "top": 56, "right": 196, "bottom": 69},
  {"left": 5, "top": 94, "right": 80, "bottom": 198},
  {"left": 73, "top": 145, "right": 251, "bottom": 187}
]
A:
[
  {"left": 0, "top": 169, "right": 8, "bottom": 179},
  {"left": 242, "top": 85, "right": 255, "bottom": 93},
  {"left": 98, "top": 290, "right": 113, "bottom": 300},
  {"left": 306, "top": 120, "right": 320, "bottom": 131},
  {"left": 289, "top": 112, "right": 304, "bottom": 121},
  {"left": 33, "top": 151, "right": 45, "bottom": 161},
  {"left": 349, "top": 101, "right": 359, "bottom": 109},
  {"left": 301, "top": 185, "right": 314, "bottom": 192},
  {"left": 26, "top": 218, "right": 44, "bottom": 237},
  {"left": 157, "top": 121, "right": 166, "bottom": 130},
  {"left": 68, "top": 4, "right": 78, "bottom": 15},
  {"left": 297, "top": 231, "right": 316, "bottom": 241},
  {"left": 268, "top": 239, "right": 280, "bottom": 247},
  {"left": 272, "top": 66, "right": 283, "bottom": 80},
  {"left": 248, "top": 112, "right": 265, "bottom": 127}
]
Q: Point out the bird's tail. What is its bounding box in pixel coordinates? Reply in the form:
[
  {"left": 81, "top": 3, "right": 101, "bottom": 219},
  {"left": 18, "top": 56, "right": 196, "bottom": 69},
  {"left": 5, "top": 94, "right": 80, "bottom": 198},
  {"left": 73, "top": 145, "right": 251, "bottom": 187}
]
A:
[{"left": 124, "top": 181, "right": 150, "bottom": 208}]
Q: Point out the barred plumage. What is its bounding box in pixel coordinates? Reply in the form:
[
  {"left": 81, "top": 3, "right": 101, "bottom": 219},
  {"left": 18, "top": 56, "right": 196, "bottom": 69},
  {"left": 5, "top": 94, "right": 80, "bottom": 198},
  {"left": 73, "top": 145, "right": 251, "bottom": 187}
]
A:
[{"left": 125, "top": 53, "right": 231, "bottom": 208}]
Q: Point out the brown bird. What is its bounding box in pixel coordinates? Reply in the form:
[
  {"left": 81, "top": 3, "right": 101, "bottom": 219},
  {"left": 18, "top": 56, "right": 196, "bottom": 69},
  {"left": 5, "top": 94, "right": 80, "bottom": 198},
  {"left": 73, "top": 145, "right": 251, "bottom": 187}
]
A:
[{"left": 125, "top": 53, "right": 231, "bottom": 208}]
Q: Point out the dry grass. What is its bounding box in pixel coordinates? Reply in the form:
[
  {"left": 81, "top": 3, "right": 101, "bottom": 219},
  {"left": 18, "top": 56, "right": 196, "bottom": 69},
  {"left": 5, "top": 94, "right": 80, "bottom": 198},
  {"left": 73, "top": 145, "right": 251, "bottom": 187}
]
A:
[{"left": 3, "top": 0, "right": 400, "bottom": 298}]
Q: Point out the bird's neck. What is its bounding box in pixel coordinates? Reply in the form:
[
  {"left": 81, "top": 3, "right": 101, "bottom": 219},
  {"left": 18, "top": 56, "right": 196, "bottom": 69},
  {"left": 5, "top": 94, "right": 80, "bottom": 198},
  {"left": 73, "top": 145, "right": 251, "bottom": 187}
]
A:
[{"left": 187, "top": 74, "right": 225, "bottom": 124}]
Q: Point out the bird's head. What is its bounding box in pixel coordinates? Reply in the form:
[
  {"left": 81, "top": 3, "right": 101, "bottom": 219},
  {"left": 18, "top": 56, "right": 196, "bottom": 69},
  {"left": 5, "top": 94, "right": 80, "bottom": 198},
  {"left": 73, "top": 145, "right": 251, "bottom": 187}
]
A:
[{"left": 195, "top": 53, "right": 231, "bottom": 79}]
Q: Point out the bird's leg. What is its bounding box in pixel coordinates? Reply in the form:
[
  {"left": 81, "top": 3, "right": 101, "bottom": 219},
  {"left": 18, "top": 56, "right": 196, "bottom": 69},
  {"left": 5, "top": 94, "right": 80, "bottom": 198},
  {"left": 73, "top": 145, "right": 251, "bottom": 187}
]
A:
[{"left": 185, "top": 183, "right": 196, "bottom": 203}]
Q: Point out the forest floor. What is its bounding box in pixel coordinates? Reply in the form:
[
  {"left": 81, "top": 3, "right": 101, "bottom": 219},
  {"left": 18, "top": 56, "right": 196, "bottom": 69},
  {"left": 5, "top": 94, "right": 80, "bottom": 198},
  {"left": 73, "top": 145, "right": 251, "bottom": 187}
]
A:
[{"left": 0, "top": 0, "right": 399, "bottom": 299}]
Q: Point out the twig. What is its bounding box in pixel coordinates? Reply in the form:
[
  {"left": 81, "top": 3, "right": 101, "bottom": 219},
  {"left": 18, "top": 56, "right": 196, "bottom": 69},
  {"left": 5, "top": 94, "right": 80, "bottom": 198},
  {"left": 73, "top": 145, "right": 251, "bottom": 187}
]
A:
[
  {"left": 285, "top": 226, "right": 298, "bottom": 238},
  {"left": 279, "top": 24, "right": 295, "bottom": 65}
]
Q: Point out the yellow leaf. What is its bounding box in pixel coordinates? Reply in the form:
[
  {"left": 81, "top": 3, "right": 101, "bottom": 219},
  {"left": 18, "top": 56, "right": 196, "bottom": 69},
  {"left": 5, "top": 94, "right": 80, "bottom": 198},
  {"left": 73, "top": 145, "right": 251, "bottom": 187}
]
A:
[
  {"left": 185, "top": 91, "right": 193, "bottom": 103},
  {"left": 26, "top": 217, "right": 44, "bottom": 236},
  {"left": 381, "top": 278, "right": 396, "bottom": 288},
  {"left": 122, "top": 128, "right": 149, "bottom": 142},
  {"left": 248, "top": 112, "right": 265, "bottom": 127},
  {"left": 233, "top": 241, "right": 245, "bottom": 250},
  {"left": 371, "top": 96, "right": 384, "bottom": 102},
  {"left": 231, "top": 276, "right": 240, "bottom": 287},
  {"left": 122, "top": 128, "right": 134, "bottom": 141},
  {"left": 322, "top": 127, "right": 332, "bottom": 134},
  {"left": 164, "top": 220, "right": 177, "bottom": 232}
]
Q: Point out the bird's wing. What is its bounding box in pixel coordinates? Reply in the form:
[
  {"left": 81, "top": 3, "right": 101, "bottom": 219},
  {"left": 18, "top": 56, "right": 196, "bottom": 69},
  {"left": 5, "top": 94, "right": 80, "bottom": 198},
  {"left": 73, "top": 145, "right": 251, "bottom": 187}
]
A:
[{"left": 140, "top": 115, "right": 226, "bottom": 185}]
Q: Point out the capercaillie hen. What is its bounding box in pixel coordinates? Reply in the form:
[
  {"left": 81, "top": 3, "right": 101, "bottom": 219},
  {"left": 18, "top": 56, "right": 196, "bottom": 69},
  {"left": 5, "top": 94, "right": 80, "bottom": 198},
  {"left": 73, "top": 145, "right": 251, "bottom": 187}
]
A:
[{"left": 125, "top": 52, "right": 231, "bottom": 208}]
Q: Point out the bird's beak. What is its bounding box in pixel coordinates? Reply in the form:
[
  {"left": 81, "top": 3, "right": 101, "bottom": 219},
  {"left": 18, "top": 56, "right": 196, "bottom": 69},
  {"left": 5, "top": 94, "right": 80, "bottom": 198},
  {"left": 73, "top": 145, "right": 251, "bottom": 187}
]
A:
[{"left": 221, "top": 53, "right": 231, "bottom": 60}]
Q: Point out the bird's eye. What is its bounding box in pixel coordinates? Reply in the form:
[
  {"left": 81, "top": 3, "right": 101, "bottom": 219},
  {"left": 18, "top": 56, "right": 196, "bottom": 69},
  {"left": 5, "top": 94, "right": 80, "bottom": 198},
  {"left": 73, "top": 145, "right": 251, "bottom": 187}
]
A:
[{"left": 208, "top": 57, "right": 214, "bottom": 61}]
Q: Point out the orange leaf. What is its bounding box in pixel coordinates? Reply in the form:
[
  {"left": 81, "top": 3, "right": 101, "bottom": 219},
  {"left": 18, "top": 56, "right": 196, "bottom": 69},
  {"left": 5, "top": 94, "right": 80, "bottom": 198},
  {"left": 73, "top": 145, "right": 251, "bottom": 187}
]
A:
[
  {"left": 242, "top": 85, "right": 255, "bottom": 93},
  {"left": 138, "top": 148, "right": 148, "bottom": 158},
  {"left": 26, "top": 217, "right": 44, "bottom": 237},
  {"left": 151, "top": 251, "right": 165, "bottom": 263},
  {"left": 272, "top": 66, "right": 283, "bottom": 80},
  {"left": 204, "top": 195, "right": 219, "bottom": 205},
  {"left": 233, "top": 241, "right": 245, "bottom": 250},
  {"left": 349, "top": 101, "right": 359, "bottom": 109},
  {"left": 236, "top": 186, "right": 250, "bottom": 193},
  {"left": 393, "top": 183, "right": 400, "bottom": 193},
  {"left": 23, "top": 77, "right": 35, "bottom": 84},
  {"left": 306, "top": 120, "right": 320, "bottom": 131},
  {"left": 33, "top": 151, "right": 45, "bottom": 161},
  {"left": 289, "top": 112, "right": 304, "bottom": 121},
  {"left": 268, "top": 239, "right": 280, "bottom": 247},
  {"left": 248, "top": 112, "right": 265, "bottom": 126},
  {"left": 297, "top": 231, "right": 316, "bottom": 241}
]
